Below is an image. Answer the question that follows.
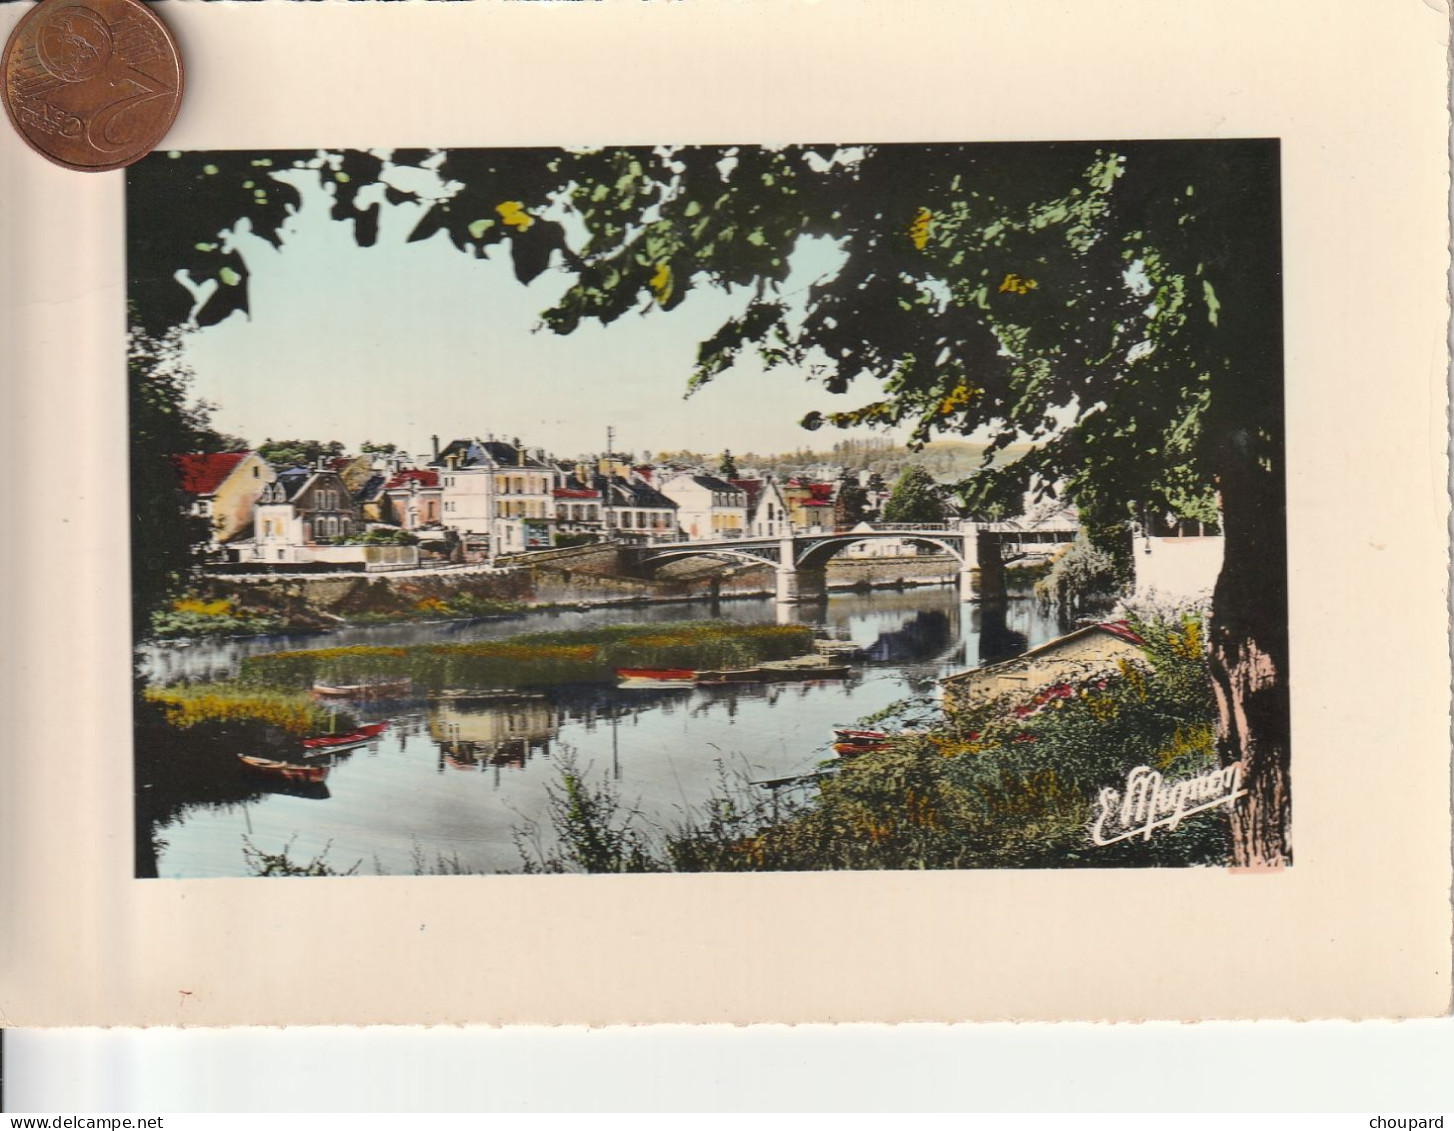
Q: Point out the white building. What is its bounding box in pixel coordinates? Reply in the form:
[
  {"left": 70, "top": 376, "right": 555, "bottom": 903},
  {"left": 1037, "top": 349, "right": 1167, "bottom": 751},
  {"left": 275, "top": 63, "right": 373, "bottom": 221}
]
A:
[
  {"left": 433, "top": 436, "right": 560, "bottom": 553},
  {"left": 748, "top": 477, "right": 792, "bottom": 538},
  {"left": 658, "top": 472, "right": 748, "bottom": 540}
]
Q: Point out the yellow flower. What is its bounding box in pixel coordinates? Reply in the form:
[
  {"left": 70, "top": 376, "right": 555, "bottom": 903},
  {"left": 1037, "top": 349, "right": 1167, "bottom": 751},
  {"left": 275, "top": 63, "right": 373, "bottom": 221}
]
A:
[
  {"left": 495, "top": 201, "right": 533, "bottom": 231},
  {"left": 908, "top": 207, "right": 932, "bottom": 250},
  {"left": 649, "top": 262, "right": 673, "bottom": 303}
]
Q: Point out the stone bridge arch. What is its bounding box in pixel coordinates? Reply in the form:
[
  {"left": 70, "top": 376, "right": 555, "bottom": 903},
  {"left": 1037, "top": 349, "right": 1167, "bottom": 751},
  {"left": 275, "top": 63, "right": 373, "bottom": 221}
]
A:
[
  {"left": 792, "top": 534, "right": 967, "bottom": 572},
  {"left": 634, "top": 545, "right": 782, "bottom": 572}
]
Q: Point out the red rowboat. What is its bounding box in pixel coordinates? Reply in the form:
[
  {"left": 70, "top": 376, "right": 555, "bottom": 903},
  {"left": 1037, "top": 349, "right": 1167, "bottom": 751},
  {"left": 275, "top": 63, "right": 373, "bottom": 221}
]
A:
[
  {"left": 833, "top": 740, "right": 889, "bottom": 756},
  {"left": 238, "top": 755, "right": 329, "bottom": 784},
  {"left": 834, "top": 727, "right": 889, "bottom": 744},
  {"left": 301, "top": 721, "right": 388, "bottom": 750},
  {"left": 616, "top": 668, "right": 695, "bottom": 681}
]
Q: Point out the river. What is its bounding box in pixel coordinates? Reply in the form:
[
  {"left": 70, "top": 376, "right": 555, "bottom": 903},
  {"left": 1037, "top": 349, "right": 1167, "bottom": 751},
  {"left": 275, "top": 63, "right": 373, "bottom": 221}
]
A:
[{"left": 146, "top": 586, "right": 1067, "bottom": 877}]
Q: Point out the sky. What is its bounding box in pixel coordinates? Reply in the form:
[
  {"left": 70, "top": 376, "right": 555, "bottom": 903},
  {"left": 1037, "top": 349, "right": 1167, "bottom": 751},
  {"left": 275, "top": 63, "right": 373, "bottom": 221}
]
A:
[{"left": 174, "top": 155, "right": 904, "bottom": 464}]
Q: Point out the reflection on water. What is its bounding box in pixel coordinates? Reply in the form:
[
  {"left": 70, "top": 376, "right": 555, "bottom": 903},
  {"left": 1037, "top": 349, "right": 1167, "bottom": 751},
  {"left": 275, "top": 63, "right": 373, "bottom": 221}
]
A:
[{"left": 151, "top": 587, "right": 1069, "bottom": 877}]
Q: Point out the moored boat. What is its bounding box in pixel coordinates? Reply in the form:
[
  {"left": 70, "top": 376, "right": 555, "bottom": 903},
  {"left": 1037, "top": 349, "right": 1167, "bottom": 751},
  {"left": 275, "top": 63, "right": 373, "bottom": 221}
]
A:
[
  {"left": 834, "top": 727, "right": 889, "bottom": 744},
  {"left": 238, "top": 755, "right": 329, "bottom": 784},
  {"left": 312, "top": 678, "right": 412, "bottom": 700},
  {"left": 833, "top": 740, "right": 889, "bottom": 756},
  {"left": 813, "top": 639, "right": 864, "bottom": 658},
  {"left": 428, "top": 688, "right": 547, "bottom": 703},
  {"left": 693, "top": 667, "right": 765, "bottom": 685},
  {"left": 301, "top": 721, "right": 388, "bottom": 752},
  {"left": 616, "top": 667, "right": 698, "bottom": 688},
  {"left": 758, "top": 659, "right": 852, "bottom": 681}
]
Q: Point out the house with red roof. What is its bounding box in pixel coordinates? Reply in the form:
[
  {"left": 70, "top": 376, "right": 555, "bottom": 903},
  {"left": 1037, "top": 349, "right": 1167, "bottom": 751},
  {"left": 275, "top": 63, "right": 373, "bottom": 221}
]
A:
[
  {"left": 782, "top": 478, "right": 836, "bottom": 531},
  {"left": 171, "top": 451, "right": 273, "bottom": 550},
  {"left": 382, "top": 468, "right": 442, "bottom": 531}
]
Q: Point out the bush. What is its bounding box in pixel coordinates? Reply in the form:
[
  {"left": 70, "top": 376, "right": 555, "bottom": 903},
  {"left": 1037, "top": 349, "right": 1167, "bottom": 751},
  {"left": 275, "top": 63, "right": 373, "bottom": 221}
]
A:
[
  {"left": 145, "top": 683, "right": 347, "bottom": 736},
  {"left": 243, "top": 836, "right": 360, "bottom": 877},
  {"left": 330, "top": 528, "right": 419, "bottom": 546},
  {"left": 1033, "top": 535, "right": 1125, "bottom": 610},
  {"left": 514, "top": 751, "right": 663, "bottom": 873},
  {"left": 150, "top": 595, "right": 287, "bottom": 639}
]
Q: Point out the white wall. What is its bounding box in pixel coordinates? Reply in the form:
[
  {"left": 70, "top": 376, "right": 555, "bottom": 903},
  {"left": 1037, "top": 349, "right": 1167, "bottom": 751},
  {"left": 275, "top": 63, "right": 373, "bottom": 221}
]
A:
[{"left": 1133, "top": 535, "right": 1224, "bottom": 603}]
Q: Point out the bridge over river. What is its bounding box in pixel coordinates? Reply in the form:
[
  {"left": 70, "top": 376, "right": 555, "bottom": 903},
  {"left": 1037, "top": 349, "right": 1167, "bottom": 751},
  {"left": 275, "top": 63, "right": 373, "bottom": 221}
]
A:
[{"left": 622, "top": 520, "right": 1079, "bottom": 604}]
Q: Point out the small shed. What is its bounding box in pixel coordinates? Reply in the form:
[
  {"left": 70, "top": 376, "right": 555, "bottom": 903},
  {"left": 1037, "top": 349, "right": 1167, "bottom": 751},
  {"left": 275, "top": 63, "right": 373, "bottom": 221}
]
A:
[{"left": 940, "top": 621, "right": 1146, "bottom": 716}]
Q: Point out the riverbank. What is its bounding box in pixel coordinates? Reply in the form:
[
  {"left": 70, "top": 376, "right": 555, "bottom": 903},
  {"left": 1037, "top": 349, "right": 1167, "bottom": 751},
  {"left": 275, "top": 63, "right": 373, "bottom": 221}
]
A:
[
  {"left": 140, "top": 588, "right": 1156, "bottom": 878},
  {"left": 160, "top": 552, "right": 960, "bottom": 640},
  {"left": 520, "top": 613, "right": 1230, "bottom": 872}
]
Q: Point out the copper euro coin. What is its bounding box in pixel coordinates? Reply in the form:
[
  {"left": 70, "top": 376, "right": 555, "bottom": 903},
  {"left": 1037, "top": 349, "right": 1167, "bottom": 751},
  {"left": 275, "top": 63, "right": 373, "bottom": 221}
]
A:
[{"left": 3, "top": 0, "right": 182, "bottom": 172}]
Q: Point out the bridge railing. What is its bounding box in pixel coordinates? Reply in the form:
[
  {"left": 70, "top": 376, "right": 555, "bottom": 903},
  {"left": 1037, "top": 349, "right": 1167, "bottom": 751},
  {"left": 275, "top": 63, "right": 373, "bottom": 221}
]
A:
[{"left": 859, "top": 523, "right": 952, "bottom": 533}]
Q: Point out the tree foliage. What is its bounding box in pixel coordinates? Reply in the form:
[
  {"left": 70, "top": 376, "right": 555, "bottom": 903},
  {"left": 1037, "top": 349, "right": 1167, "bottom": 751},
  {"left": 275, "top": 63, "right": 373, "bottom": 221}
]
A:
[
  {"left": 128, "top": 322, "right": 232, "bottom": 643},
  {"left": 880, "top": 466, "right": 946, "bottom": 524},
  {"left": 257, "top": 438, "right": 344, "bottom": 468}
]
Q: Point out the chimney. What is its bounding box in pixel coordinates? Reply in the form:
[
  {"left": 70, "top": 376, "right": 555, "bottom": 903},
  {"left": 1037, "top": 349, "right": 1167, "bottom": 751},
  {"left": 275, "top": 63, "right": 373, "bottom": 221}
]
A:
[{"left": 431, "top": 434, "right": 440, "bottom": 461}]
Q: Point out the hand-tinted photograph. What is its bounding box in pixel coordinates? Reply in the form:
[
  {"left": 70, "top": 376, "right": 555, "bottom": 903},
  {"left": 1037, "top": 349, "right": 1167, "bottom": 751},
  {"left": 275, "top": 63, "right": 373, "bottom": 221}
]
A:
[{"left": 126, "top": 142, "right": 1286, "bottom": 878}]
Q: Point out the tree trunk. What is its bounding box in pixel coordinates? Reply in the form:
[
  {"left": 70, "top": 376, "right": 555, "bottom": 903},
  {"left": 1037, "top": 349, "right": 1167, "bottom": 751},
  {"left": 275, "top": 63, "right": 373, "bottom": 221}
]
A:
[{"left": 1207, "top": 439, "right": 1291, "bottom": 868}]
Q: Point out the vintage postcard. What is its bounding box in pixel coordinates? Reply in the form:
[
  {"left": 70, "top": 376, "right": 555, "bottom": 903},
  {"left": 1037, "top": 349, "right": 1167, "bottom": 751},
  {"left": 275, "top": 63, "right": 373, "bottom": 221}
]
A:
[
  {"left": 125, "top": 139, "right": 1285, "bottom": 882},
  {"left": 0, "top": 0, "right": 1448, "bottom": 1027}
]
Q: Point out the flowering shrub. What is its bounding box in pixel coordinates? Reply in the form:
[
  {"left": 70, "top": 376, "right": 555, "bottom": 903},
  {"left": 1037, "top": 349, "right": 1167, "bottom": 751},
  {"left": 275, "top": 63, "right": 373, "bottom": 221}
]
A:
[
  {"left": 151, "top": 595, "right": 286, "bottom": 639},
  {"left": 145, "top": 683, "right": 343, "bottom": 736}
]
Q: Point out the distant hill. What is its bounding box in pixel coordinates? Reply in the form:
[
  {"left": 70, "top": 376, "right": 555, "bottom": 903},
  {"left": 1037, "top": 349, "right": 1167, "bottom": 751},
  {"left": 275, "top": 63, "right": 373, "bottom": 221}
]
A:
[{"left": 646, "top": 438, "right": 1034, "bottom": 483}]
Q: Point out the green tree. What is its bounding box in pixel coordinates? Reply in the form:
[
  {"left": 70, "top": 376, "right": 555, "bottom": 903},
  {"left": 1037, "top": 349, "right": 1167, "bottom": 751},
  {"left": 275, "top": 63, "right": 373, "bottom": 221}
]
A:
[
  {"left": 126, "top": 141, "right": 1290, "bottom": 867},
  {"left": 880, "top": 466, "right": 945, "bottom": 524},
  {"left": 833, "top": 480, "right": 870, "bottom": 528},
  {"left": 717, "top": 449, "right": 739, "bottom": 479},
  {"left": 128, "top": 322, "right": 228, "bottom": 643},
  {"left": 258, "top": 438, "right": 344, "bottom": 468}
]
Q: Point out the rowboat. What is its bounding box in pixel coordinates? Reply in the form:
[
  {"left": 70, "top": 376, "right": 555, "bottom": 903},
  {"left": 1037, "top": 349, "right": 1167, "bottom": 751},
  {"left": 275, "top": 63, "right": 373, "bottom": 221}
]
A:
[
  {"left": 757, "top": 659, "right": 852, "bottom": 681},
  {"left": 428, "top": 688, "right": 547, "bottom": 703},
  {"left": 301, "top": 721, "right": 388, "bottom": 751},
  {"left": 834, "top": 727, "right": 889, "bottom": 744},
  {"left": 833, "top": 740, "right": 889, "bottom": 756},
  {"left": 812, "top": 639, "right": 864, "bottom": 658},
  {"left": 238, "top": 755, "right": 329, "bottom": 784},
  {"left": 693, "top": 667, "right": 765, "bottom": 685},
  {"left": 617, "top": 667, "right": 697, "bottom": 689},
  {"left": 312, "top": 678, "right": 412, "bottom": 700}
]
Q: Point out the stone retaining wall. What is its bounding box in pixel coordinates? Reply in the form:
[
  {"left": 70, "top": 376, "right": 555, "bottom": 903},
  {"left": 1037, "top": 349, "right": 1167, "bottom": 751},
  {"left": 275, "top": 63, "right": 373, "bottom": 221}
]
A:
[{"left": 198, "top": 551, "right": 959, "bottom": 622}]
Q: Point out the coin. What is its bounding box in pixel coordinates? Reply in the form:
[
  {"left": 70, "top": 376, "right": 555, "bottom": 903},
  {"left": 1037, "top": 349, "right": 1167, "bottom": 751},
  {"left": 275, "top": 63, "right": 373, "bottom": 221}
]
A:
[{"left": 3, "top": 0, "right": 182, "bottom": 172}]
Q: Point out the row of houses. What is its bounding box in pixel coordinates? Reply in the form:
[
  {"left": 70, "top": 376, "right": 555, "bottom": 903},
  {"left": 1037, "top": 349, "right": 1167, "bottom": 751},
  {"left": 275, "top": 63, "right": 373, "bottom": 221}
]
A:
[{"left": 171, "top": 436, "right": 868, "bottom": 569}]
